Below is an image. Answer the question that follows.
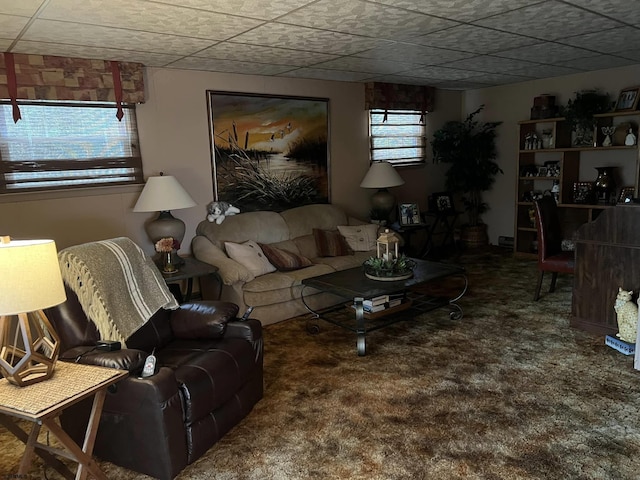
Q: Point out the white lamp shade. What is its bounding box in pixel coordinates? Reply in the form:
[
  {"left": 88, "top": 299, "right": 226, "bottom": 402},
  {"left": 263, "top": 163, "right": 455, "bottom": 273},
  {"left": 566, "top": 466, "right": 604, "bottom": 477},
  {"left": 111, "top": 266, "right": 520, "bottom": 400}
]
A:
[
  {"left": 133, "top": 174, "right": 196, "bottom": 213},
  {"left": 0, "top": 239, "right": 66, "bottom": 315},
  {"left": 360, "top": 161, "right": 405, "bottom": 189}
]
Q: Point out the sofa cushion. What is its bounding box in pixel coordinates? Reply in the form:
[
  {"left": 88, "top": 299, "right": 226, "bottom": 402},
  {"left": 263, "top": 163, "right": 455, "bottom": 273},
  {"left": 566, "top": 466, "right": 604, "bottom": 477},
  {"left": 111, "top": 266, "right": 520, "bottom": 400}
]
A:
[
  {"left": 258, "top": 243, "right": 313, "bottom": 271},
  {"left": 224, "top": 240, "right": 276, "bottom": 278},
  {"left": 313, "top": 250, "right": 373, "bottom": 272},
  {"left": 313, "top": 228, "right": 353, "bottom": 257},
  {"left": 337, "top": 224, "right": 379, "bottom": 252}
]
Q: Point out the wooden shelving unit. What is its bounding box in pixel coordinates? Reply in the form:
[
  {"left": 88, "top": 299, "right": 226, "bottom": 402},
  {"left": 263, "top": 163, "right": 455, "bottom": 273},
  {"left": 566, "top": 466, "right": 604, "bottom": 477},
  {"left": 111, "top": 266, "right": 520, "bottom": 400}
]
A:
[{"left": 514, "top": 112, "right": 640, "bottom": 257}]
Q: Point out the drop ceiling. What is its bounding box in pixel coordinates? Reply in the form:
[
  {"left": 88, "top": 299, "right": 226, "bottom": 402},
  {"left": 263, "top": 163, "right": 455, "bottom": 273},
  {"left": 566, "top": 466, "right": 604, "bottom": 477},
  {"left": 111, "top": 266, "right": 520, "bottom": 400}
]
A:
[{"left": 2, "top": 0, "right": 639, "bottom": 90}]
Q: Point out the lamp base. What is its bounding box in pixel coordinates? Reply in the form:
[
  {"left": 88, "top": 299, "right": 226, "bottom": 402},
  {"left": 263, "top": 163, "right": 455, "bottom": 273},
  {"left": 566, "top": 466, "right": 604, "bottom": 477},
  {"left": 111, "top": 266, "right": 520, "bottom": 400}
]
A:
[
  {"left": 0, "top": 311, "right": 60, "bottom": 387},
  {"left": 370, "top": 188, "right": 396, "bottom": 222}
]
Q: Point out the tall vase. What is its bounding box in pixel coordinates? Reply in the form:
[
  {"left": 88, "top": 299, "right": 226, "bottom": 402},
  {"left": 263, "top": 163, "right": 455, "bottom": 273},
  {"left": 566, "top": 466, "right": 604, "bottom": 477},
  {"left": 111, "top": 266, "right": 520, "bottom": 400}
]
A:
[
  {"left": 594, "top": 167, "right": 616, "bottom": 205},
  {"left": 163, "top": 251, "right": 177, "bottom": 273}
]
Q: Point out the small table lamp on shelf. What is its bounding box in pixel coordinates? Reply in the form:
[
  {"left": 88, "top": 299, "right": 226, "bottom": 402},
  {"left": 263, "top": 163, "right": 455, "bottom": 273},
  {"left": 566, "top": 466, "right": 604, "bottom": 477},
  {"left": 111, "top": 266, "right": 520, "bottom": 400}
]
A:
[
  {"left": 0, "top": 236, "right": 66, "bottom": 386},
  {"left": 360, "top": 161, "right": 405, "bottom": 223},
  {"left": 133, "top": 172, "right": 196, "bottom": 264}
]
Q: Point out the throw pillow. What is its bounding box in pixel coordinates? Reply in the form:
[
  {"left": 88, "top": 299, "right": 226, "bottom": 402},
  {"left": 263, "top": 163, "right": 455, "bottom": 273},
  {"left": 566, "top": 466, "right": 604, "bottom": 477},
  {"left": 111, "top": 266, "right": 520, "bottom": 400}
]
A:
[
  {"left": 258, "top": 243, "right": 313, "bottom": 271},
  {"left": 224, "top": 240, "right": 276, "bottom": 277},
  {"left": 337, "top": 224, "right": 379, "bottom": 252},
  {"left": 313, "top": 228, "right": 353, "bottom": 257}
]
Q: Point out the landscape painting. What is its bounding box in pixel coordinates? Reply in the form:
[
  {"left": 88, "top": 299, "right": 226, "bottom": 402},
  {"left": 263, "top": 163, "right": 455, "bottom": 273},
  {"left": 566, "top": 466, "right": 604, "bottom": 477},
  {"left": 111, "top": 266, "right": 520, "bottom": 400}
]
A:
[{"left": 207, "top": 91, "right": 329, "bottom": 212}]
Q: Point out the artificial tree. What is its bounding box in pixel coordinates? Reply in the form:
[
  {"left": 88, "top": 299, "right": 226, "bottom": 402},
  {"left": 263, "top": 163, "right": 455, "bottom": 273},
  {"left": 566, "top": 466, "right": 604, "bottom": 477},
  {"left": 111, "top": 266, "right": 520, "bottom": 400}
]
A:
[{"left": 431, "top": 105, "right": 502, "bottom": 244}]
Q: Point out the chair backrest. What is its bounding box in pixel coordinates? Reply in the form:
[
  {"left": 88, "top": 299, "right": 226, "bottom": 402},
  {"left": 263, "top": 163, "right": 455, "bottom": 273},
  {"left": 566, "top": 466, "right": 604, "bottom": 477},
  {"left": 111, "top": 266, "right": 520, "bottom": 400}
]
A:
[{"left": 534, "top": 196, "right": 563, "bottom": 260}]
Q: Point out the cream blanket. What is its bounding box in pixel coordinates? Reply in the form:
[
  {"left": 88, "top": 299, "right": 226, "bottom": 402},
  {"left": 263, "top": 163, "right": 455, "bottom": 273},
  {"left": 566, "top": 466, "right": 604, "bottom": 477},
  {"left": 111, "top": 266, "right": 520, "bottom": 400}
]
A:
[{"left": 59, "top": 237, "right": 179, "bottom": 346}]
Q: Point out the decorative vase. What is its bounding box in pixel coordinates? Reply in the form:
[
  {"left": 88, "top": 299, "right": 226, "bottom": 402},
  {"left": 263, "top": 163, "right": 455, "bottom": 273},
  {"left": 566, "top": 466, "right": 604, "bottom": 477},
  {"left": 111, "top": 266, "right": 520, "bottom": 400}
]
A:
[
  {"left": 593, "top": 166, "right": 616, "bottom": 205},
  {"left": 163, "top": 251, "right": 177, "bottom": 273}
]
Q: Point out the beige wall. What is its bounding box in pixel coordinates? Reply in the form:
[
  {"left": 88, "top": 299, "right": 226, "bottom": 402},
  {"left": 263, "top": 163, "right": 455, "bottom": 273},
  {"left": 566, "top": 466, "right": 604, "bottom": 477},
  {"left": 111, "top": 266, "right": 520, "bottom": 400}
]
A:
[
  {"left": 0, "top": 67, "right": 460, "bottom": 254},
  {"left": 464, "top": 64, "right": 640, "bottom": 245}
]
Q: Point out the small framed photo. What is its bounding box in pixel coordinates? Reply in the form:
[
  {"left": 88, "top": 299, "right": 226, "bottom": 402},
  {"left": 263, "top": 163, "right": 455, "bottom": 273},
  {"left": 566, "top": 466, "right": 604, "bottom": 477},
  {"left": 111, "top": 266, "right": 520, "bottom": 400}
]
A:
[
  {"left": 537, "top": 166, "right": 548, "bottom": 177},
  {"left": 429, "top": 191, "right": 455, "bottom": 213},
  {"left": 615, "top": 86, "right": 640, "bottom": 112},
  {"left": 573, "top": 182, "right": 595, "bottom": 204},
  {"left": 618, "top": 186, "right": 635, "bottom": 204},
  {"left": 399, "top": 203, "right": 421, "bottom": 225}
]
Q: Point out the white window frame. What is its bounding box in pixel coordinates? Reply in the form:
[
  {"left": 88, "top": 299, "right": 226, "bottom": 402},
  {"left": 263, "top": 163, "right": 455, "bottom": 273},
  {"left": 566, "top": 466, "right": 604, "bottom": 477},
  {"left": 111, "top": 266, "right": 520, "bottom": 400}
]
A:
[
  {"left": 0, "top": 100, "right": 143, "bottom": 194},
  {"left": 369, "top": 109, "right": 426, "bottom": 166}
]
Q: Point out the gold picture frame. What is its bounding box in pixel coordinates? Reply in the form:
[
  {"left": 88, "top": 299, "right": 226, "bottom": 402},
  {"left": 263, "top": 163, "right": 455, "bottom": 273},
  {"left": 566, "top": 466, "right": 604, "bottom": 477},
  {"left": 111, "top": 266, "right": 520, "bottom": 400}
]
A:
[{"left": 615, "top": 86, "right": 640, "bottom": 112}]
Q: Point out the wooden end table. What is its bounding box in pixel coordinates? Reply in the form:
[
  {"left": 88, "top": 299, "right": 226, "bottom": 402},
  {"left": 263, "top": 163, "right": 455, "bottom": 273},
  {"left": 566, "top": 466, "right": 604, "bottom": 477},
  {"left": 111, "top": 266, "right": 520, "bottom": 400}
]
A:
[
  {"left": 0, "top": 361, "right": 127, "bottom": 480},
  {"left": 161, "top": 256, "right": 221, "bottom": 303}
]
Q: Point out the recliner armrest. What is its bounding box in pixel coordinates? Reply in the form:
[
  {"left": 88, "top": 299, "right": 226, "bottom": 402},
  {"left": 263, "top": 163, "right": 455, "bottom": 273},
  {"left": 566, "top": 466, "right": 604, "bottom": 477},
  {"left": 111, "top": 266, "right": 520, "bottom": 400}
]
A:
[
  {"left": 60, "top": 346, "right": 147, "bottom": 372},
  {"left": 170, "top": 301, "right": 240, "bottom": 339},
  {"left": 225, "top": 318, "right": 262, "bottom": 342}
]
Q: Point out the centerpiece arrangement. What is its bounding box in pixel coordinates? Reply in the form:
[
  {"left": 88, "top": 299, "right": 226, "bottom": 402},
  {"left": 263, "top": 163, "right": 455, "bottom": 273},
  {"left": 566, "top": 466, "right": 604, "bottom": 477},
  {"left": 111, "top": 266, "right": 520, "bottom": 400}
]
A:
[{"left": 362, "top": 228, "right": 416, "bottom": 281}]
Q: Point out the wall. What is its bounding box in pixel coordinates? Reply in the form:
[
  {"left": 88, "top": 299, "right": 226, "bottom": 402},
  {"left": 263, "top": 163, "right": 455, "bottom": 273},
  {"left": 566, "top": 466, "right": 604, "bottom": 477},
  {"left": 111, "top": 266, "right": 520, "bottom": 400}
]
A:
[
  {"left": 464, "top": 64, "right": 640, "bottom": 245},
  {"left": 0, "top": 67, "right": 461, "bottom": 254}
]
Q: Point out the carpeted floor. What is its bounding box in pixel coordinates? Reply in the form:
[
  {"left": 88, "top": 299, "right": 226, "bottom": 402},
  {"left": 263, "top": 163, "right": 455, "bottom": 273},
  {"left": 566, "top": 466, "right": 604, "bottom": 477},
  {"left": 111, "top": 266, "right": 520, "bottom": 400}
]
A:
[{"left": 2, "top": 249, "right": 640, "bottom": 479}]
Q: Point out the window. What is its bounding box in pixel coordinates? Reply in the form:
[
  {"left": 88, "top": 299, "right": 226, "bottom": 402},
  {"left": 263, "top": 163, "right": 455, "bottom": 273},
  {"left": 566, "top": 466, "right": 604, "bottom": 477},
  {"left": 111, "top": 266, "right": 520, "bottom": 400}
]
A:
[
  {"left": 0, "top": 101, "right": 143, "bottom": 193},
  {"left": 369, "top": 109, "right": 426, "bottom": 166}
]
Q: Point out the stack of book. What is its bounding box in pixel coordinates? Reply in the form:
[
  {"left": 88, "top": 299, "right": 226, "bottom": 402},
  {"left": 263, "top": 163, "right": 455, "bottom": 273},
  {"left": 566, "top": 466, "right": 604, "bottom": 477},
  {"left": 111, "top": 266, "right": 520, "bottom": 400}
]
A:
[{"left": 359, "top": 293, "right": 405, "bottom": 313}]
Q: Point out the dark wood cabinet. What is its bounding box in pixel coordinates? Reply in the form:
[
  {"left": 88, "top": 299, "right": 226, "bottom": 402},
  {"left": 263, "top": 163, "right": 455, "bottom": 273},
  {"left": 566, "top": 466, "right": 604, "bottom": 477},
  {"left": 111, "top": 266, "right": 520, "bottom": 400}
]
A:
[{"left": 571, "top": 204, "right": 640, "bottom": 335}]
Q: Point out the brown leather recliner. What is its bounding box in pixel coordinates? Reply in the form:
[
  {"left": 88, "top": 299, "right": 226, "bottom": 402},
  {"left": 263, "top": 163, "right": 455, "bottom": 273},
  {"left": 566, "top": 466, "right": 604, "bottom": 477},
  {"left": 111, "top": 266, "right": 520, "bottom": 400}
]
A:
[{"left": 45, "top": 286, "right": 263, "bottom": 480}]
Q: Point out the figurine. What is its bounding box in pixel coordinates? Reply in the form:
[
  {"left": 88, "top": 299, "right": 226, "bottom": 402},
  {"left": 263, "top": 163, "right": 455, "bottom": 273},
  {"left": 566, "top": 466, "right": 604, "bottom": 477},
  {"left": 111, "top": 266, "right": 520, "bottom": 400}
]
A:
[
  {"left": 614, "top": 287, "right": 638, "bottom": 343},
  {"left": 625, "top": 128, "right": 637, "bottom": 146}
]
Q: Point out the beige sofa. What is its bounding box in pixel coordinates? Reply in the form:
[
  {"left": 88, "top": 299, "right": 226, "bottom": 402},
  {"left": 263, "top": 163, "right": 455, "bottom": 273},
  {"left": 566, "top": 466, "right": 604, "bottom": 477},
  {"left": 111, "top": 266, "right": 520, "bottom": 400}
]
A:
[{"left": 192, "top": 204, "right": 378, "bottom": 325}]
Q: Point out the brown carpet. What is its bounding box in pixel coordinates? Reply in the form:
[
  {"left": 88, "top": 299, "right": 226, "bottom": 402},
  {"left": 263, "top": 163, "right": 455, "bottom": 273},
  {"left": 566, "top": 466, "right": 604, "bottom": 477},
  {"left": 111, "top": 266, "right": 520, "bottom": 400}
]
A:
[{"left": 2, "top": 250, "right": 640, "bottom": 479}]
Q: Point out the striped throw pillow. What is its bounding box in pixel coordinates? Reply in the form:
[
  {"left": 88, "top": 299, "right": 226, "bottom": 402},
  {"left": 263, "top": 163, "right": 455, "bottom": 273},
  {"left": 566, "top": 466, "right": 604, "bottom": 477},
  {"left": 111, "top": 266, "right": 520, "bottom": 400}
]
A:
[
  {"left": 313, "top": 228, "right": 353, "bottom": 257},
  {"left": 258, "top": 243, "right": 313, "bottom": 271}
]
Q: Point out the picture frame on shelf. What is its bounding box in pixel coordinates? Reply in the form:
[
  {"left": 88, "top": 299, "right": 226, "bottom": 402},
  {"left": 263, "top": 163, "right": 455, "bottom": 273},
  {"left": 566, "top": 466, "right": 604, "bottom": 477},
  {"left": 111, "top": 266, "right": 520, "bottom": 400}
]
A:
[
  {"left": 399, "top": 203, "right": 421, "bottom": 226},
  {"left": 615, "top": 87, "right": 640, "bottom": 112},
  {"left": 573, "top": 182, "right": 595, "bottom": 204},
  {"left": 537, "top": 166, "right": 548, "bottom": 177},
  {"left": 618, "top": 186, "right": 635, "bottom": 204}
]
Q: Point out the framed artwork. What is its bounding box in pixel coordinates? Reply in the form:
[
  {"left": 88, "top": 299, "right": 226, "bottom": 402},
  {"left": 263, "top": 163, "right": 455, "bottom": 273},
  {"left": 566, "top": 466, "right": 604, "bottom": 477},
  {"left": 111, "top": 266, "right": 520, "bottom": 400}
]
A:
[
  {"left": 615, "top": 87, "right": 640, "bottom": 112},
  {"left": 207, "top": 91, "right": 329, "bottom": 212},
  {"left": 399, "top": 203, "right": 421, "bottom": 225},
  {"left": 618, "top": 186, "right": 635, "bottom": 204},
  {"left": 430, "top": 191, "right": 455, "bottom": 213}
]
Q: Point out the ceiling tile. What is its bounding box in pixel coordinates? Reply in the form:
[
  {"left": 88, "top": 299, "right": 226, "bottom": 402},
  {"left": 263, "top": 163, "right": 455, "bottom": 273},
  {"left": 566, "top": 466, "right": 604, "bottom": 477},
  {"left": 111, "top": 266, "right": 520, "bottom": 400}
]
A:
[
  {"left": 365, "top": 74, "right": 432, "bottom": 85},
  {"left": 195, "top": 42, "right": 339, "bottom": 66},
  {"left": 0, "top": 0, "right": 43, "bottom": 17},
  {"left": 354, "top": 43, "right": 474, "bottom": 65},
  {"left": 562, "top": 54, "right": 638, "bottom": 70},
  {"left": 416, "top": 24, "right": 539, "bottom": 54},
  {"left": 312, "top": 57, "right": 420, "bottom": 75},
  {"left": 563, "top": 0, "right": 640, "bottom": 25},
  {"left": 12, "top": 40, "right": 183, "bottom": 66},
  {"left": 614, "top": 49, "right": 640, "bottom": 62},
  {"left": 559, "top": 27, "right": 640, "bottom": 54},
  {"left": 40, "top": 0, "right": 263, "bottom": 41},
  {"left": 153, "top": 0, "right": 317, "bottom": 21},
  {"left": 169, "top": 57, "right": 296, "bottom": 75},
  {"left": 23, "top": 19, "right": 215, "bottom": 55},
  {"left": 0, "top": 14, "right": 29, "bottom": 37},
  {"left": 0, "top": 38, "right": 12, "bottom": 50},
  {"left": 464, "top": 72, "right": 534, "bottom": 85},
  {"left": 367, "top": 0, "right": 535, "bottom": 23},
  {"left": 493, "top": 42, "right": 594, "bottom": 64},
  {"left": 474, "top": 1, "right": 624, "bottom": 41},
  {"left": 440, "top": 55, "right": 539, "bottom": 74},
  {"left": 278, "top": 67, "right": 374, "bottom": 81},
  {"left": 233, "top": 23, "right": 392, "bottom": 55},
  {"left": 506, "top": 63, "right": 583, "bottom": 79},
  {"left": 409, "top": 66, "right": 484, "bottom": 81},
  {"left": 277, "top": 0, "right": 458, "bottom": 40}
]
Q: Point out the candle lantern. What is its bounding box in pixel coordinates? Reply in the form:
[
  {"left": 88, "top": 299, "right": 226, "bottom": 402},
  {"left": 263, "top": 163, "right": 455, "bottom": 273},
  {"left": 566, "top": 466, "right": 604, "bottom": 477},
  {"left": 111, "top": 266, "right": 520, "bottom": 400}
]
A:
[{"left": 376, "top": 228, "right": 400, "bottom": 262}]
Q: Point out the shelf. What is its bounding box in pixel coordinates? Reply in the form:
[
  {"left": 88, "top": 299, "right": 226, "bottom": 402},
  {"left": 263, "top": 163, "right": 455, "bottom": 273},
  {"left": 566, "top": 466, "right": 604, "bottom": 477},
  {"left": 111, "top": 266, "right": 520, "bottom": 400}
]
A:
[
  {"left": 520, "top": 145, "right": 636, "bottom": 153},
  {"left": 518, "top": 176, "right": 559, "bottom": 181},
  {"left": 557, "top": 203, "right": 613, "bottom": 209},
  {"left": 518, "top": 227, "right": 536, "bottom": 232},
  {"left": 519, "top": 110, "right": 640, "bottom": 125}
]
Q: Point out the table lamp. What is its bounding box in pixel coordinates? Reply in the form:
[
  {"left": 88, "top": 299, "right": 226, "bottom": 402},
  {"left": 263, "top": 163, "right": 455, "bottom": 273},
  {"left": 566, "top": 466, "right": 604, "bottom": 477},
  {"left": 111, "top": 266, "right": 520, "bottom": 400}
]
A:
[
  {"left": 0, "top": 237, "right": 66, "bottom": 386},
  {"left": 133, "top": 172, "right": 196, "bottom": 263},
  {"left": 360, "top": 161, "right": 405, "bottom": 222}
]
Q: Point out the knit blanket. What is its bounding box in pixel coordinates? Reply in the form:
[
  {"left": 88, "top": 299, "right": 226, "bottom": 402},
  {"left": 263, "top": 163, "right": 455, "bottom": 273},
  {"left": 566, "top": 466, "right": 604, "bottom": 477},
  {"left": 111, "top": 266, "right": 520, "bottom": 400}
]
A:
[{"left": 58, "top": 237, "right": 179, "bottom": 346}]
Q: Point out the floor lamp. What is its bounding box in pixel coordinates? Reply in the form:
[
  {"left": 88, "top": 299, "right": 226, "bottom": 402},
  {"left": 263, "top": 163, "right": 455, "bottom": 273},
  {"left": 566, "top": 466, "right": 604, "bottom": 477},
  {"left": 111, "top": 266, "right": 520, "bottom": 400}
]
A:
[
  {"left": 0, "top": 237, "right": 66, "bottom": 386},
  {"left": 360, "top": 161, "right": 405, "bottom": 223}
]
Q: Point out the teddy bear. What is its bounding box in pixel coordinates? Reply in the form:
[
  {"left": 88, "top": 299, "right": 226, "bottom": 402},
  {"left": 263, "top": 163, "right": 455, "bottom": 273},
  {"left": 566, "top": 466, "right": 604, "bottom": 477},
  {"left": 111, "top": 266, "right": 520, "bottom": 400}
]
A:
[{"left": 206, "top": 201, "right": 240, "bottom": 224}]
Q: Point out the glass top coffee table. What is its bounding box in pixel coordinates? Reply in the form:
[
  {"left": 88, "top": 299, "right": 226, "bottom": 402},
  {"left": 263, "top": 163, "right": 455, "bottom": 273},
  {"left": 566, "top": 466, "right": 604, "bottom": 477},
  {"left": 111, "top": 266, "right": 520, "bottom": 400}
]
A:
[{"left": 301, "top": 258, "right": 467, "bottom": 356}]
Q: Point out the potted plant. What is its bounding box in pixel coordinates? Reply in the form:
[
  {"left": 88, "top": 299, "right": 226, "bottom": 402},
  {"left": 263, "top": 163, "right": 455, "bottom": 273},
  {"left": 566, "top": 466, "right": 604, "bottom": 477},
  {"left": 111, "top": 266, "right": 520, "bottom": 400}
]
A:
[
  {"left": 431, "top": 105, "right": 502, "bottom": 247},
  {"left": 560, "top": 89, "right": 612, "bottom": 146}
]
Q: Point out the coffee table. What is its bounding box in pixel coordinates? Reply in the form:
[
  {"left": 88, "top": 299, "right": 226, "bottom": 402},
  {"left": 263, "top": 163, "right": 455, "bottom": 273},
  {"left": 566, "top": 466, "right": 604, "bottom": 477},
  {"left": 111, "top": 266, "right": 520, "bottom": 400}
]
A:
[{"left": 301, "top": 258, "right": 467, "bottom": 355}]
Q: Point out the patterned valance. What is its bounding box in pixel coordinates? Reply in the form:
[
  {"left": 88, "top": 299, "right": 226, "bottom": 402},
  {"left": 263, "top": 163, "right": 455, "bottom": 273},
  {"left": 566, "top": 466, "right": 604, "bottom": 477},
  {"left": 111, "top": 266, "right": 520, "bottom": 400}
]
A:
[
  {"left": 0, "top": 53, "right": 145, "bottom": 104},
  {"left": 365, "top": 82, "right": 435, "bottom": 112}
]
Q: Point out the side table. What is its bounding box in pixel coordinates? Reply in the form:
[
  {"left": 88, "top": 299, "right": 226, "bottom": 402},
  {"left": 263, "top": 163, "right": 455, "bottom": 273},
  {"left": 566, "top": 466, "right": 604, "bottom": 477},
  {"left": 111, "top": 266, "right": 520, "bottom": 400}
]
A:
[
  {"left": 161, "top": 256, "right": 221, "bottom": 303},
  {"left": 0, "top": 361, "right": 127, "bottom": 480}
]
